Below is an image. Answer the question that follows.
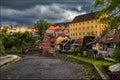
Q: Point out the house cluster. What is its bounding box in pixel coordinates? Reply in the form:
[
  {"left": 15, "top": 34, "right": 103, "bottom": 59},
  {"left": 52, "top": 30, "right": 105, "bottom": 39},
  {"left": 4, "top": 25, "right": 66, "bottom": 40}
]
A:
[
  {"left": 42, "top": 26, "right": 69, "bottom": 53},
  {"left": 41, "top": 11, "right": 120, "bottom": 58},
  {"left": 0, "top": 25, "right": 38, "bottom": 34}
]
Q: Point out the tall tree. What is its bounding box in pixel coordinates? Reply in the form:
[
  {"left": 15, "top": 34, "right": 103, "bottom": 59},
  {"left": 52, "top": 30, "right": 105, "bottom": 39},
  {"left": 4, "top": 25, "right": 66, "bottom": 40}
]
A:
[
  {"left": 113, "top": 42, "right": 120, "bottom": 63},
  {"left": 93, "top": 0, "right": 120, "bottom": 32},
  {"left": 35, "top": 19, "right": 52, "bottom": 41}
]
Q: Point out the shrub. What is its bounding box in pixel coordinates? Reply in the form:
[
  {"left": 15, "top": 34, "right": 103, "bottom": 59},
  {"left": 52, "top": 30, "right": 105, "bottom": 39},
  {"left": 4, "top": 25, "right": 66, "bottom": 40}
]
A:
[
  {"left": 113, "top": 42, "right": 120, "bottom": 63},
  {"left": 87, "top": 50, "right": 94, "bottom": 58},
  {"left": 71, "top": 47, "right": 80, "bottom": 55},
  {"left": 0, "top": 41, "right": 5, "bottom": 53},
  {"left": 5, "top": 47, "right": 22, "bottom": 54},
  {"left": 0, "top": 41, "right": 6, "bottom": 56},
  {"left": 95, "top": 53, "right": 104, "bottom": 60}
]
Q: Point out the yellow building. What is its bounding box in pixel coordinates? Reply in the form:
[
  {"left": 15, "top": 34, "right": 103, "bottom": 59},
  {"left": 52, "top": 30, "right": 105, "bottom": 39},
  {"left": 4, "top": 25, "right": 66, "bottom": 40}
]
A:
[{"left": 69, "top": 12, "right": 107, "bottom": 39}]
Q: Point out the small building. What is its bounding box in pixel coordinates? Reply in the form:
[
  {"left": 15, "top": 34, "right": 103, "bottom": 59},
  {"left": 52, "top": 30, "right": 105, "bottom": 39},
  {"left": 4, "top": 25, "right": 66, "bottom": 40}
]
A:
[
  {"left": 82, "top": 36, "right": 95, "bottom": 50},
  {"left": 98, "top": 29, "right": 120, "bottom": 57},
  {"left": 56, "top": 39, "right": 83, "bottom": 53},
  {"left": 42, "top": 26, "right": 69, "bottom": 53}
]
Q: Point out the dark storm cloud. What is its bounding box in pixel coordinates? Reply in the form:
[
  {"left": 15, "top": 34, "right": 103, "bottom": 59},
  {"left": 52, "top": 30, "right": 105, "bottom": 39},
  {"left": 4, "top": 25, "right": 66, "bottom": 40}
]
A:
[{"left": 0, "top": 0, "right": 101, "bottom": 26}]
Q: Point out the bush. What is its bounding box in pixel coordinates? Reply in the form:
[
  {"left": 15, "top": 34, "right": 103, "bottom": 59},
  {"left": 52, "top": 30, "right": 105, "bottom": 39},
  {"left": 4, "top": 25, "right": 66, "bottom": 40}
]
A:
[
  {"left": 0, "top": 41, "right": 5, "bottom": 53},
  {"left": 95, "top": 53, "right": 104, "bottom": 60},
  {"left": 87, "top": 50, "right": 94, "bottom": 58},
  {"left": 113, "top": 42, "right": 120, "bottom": 63},
  {"left": 5, "top": 47, "right": 22, "bottom": 54},
  {"left": 71, "top": 47, "right": 80, "bottom": 55},
  {"left": 0, "top": 41, "right": 6, "bottom": 56}
]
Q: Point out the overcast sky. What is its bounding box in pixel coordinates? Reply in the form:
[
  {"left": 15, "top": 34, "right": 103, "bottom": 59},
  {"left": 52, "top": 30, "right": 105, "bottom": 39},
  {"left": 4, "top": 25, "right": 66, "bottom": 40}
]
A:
[{"left": 0, "top": 0, "right": 102, "bottom": 26}]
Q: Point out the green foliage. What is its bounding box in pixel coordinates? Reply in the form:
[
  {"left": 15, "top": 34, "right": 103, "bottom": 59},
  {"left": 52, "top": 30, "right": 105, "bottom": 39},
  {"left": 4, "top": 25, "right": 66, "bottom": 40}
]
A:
[
  {"left": 95, "top": 53, "right": 104, "bottom": 61},
  {"left": 1, "top": 31, "right": 35, "bottom": 54},
  {"left": 6, "top": 47, "right": 22, "bottom": 54},
  {"left": 71, "top": 47, "right": 80, "bottom": 55},
  {"left": 93, "top": 0, "right": 120, "bottom": 32},
  {"left": 0, "top": 41, "right": 5, "bottom": 53},
  {"left": 113, "top": 42, "right": 120, "bottom": 63},
  {"left": 35, "top": 19, "right": 52, "bottom": 41},
  {"left": 87, "top": 50, "right": 94, "bottom": 58},
  {"left": 72, "top": 55, "right": 115, "bottom": 77}
]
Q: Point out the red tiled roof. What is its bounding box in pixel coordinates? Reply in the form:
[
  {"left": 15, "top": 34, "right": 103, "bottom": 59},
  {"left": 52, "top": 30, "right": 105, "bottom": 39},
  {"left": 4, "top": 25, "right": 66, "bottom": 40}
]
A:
[
  {"left": 99, "top": 29, "right": 120, "bottom": 43},
  {"left": 48, "top": 26, "right": 66, "bottom": 30}
]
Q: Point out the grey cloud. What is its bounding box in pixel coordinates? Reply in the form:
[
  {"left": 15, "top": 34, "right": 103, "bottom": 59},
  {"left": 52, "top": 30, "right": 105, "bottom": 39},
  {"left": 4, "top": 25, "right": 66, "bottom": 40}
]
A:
[
  {"left": 0, "top": 3, "right": 86, "bottom": 26},
  {"left": 1, "top": 0, "right": 101, "bottom": 26}
]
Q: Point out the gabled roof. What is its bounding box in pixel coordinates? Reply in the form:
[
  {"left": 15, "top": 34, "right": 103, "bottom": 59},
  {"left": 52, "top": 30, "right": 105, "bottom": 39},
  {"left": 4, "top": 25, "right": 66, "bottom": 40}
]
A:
[
  {"left": 99, "top": 29, "right": 120, "bottom": 43},
  {"left": 71, "top": 12, "right": 99, "bottom": 23},
  {"left": 48, "top": 26, "right": 66, "bottom": 30}
]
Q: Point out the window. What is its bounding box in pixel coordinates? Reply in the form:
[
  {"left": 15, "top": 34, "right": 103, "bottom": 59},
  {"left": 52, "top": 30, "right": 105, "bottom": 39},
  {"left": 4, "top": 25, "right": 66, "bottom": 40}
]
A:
[
  {"left": 91, "top": 31, "right": 94, "bottom": 35},
  {"left": 71, "top": 34, "right": 72, "bottom": 36},
  {"left": 83, "top": 32, "right": 85, "bottom": 35},
  {"left": 96, "top": 31, "right": 97, "bottom": 34},
  {"left": 79, "top": 28, "right": 81, "bottom": 30},
  {"left": 76, "top": 33, "right": 77, "bottom": 36},
  {"left": 108, "top": 43, "right": 114, "bottom": 48},
  {"left": 79, "top": 33, "right": 81, "bottom": 35},
  {"left": 79, "top": 23, "right": 81, "bottom": 25},
  {"left": 87, "top": 32, "right": 90, "bottom": 35},
  {"left": 83, "top": 27, "right": 85, "bottom": 29},
  {"left": 87, "top": 26, "right": 89, "bottom": 29},
  {"left": 91, "top": 26, "right": 93, "bottom": 28},
  {"left": 96, "top": 25, "right": 97, "bottom": 28},
  {"left": 76, "top": 28, "right": 77, "bottom": 30},
  {"left": 87, "top": 21, "right": 89, "bottom": 24}
]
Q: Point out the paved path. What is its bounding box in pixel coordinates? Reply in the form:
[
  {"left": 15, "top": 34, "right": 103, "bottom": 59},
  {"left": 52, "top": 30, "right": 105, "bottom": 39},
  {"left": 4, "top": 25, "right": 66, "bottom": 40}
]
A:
[
  {"left": 0, "top": 55, "right": 89, "bottom": 79},
  {"left": 0, "top": 55, "right": 20, "bottom": 66}
]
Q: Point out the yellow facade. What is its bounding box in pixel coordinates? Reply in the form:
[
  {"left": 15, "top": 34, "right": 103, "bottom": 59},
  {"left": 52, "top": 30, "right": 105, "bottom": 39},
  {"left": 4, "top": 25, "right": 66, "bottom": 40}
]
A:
[{"left": 69, "top": 19, "right": 106, "bottom": 39}]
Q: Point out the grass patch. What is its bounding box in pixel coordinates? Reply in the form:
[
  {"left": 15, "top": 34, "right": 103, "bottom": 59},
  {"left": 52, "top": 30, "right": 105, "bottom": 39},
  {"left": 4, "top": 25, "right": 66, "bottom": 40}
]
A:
[
  {"left": 56, "top": 54, "right": 67, "bottom": 59},
  {"left": 72, "top": 55, "right": 115, "bottom": 74},
  {"left": 80, "top": 62, "right": 97, "bottom": 79}
]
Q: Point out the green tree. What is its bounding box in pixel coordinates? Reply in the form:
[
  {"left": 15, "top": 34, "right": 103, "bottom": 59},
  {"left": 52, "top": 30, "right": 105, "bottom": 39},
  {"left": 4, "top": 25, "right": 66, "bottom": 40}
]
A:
[
  {"left": 35, "top": 19, "right": 52, "bottom": 41},
  {"left": 113, "top": 42, "right": 120, "bottom": 63},
  {"left": 0, "top": 41, "right": 5, "bottom": 54},
  {"left": 93, "top": 0, "right": 120, "bottom": 32},
  {"left": 1, "top": 25, "right": 10, "bottom": 33}
]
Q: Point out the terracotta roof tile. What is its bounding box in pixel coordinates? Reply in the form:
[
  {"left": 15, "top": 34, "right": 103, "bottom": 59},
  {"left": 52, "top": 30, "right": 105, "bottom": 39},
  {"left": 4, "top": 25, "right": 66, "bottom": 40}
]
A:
[
  {"left": 99, "top": 29, "right": 120, "bottom": 43},
  {"left": 48, "top": 26, "right": 66, "bottom": 30}
]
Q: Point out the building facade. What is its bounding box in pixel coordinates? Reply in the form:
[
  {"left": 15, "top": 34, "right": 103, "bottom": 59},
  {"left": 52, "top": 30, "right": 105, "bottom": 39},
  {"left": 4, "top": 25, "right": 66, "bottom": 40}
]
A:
[
  {"left": 98, "top": 29, "right": 120, "bottom": 57},
  {"left": 69, "top": 12, "right": 107, "bottom": 39},
  {"left": 42, "top": 26, "right": 69, "bottom": 53}
]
